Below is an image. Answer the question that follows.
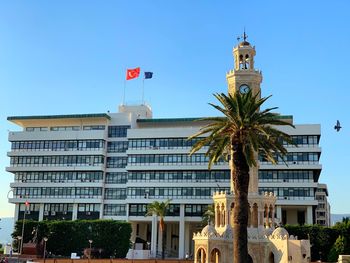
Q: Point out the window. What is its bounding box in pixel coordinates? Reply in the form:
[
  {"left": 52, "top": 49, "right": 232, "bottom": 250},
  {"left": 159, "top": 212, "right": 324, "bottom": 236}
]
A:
[
  {"left": 108, "top": 126, "right": 130, "bottom": 137},
  {"left": 107, "top": 157, "right": 128, "bottom": 168},
  {"left": 104, "top": 188, "right": 127, "bottom": 199},
  {"left": 107, "top": 141, "right": 128, "bottom": 153},
  {"left": 104, "top": 204, "right": 126, "bottom": 216},
  {"left": 106, "top": 172, "right": 127, "bottom": 184},
  {"left": 83, "top": 125, "right": 105, "bottom": 130}
]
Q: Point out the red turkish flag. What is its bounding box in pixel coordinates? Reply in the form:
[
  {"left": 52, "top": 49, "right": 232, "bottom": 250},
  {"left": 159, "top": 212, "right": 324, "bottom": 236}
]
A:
[{"left": 126, "top": 67, "right": 141, "bottom": 80}]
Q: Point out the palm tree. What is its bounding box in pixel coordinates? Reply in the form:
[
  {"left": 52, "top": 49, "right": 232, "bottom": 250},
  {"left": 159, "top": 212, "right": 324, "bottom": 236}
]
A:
[
  {"left": 189, "top": 90, "right": 294, "bottom": 263},
  {"left": 145, "top": 199, "right": 172, "bottom": 259}
]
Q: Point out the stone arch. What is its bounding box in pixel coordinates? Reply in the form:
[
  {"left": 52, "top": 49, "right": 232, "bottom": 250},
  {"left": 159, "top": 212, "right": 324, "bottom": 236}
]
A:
[
  {"left": 210, "top": 248, "right": 221, "bottom": 263},
  {"left": 248, "top": 247, "right": 258, "bottom": 263},
  {"left": 196, "top": 247, "right": 207, "bottom": 263}
]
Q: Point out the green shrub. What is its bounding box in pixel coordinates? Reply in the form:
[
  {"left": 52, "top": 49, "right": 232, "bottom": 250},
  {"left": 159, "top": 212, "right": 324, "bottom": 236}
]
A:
[{"left": 12, "top": 219, "right": 131, "bottom": 258}]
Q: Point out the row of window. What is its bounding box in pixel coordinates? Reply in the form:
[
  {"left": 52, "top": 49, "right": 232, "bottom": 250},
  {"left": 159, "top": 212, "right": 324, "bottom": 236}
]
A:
[
  {"left": 127, "top": 135, "right": 319, "bottom": 150},
  {"left": 258, "top": 170, "right": 314, "bottom": 182},
  {"left": 18, "top": 203, "right": 211, "bottom": 217},
  {"left": 21, "top": 203, "right": 101, "bottom": 213},
  {"left": 283, "top": 135, "right": 319, "bottom": 146},
  {"left": 128, "top": 137, "right": 204, "bottom": 149},
  {"left": 128, "top": 170, "right": 230, "bottom": 182},
  {"left": 11, "top": 140, "right": 105, "bottom": 151},
  {"left": 15, "top": 187, "right": 102, "bottom": 198},
  {"left": 107, "top": 141, "right": 128, "bottom": 153},
  {"left": 78, "top": 203, "right": 100, "bottom": 212},
  {"left": 259, "top": 187, "right": 314, "bottom": 197},
  {"left": 128, "top": 154, "right": 225, "bottom": 165},
  {"left": 128, "top": 204, "right": 209, "bottom": 217},
  {"left": 26, "top": 125, "right": 106, "bottom": 132},
  {"left": 10, "top": 155, "right": 104, "bottom": 167},
  {"left": 259, "top": 152, "right": 319, "bottom": 164},
  {"left": 128, "top": 187, "right": 229, "bottom": 199},
  {"left": 15, "top": 171, "right": 103, "bottom": 182},
  {"left": 14, "top": 169, "right": 316, "bottom": 184},
  {"left": 106, "top": 157, "right": 128, "bottom": 168},
  {"left": 44, "top": 203, "right": 73, "bottom": 212},
  {"left": 129, "top": 204, "right": 180, "bottom": 216}
]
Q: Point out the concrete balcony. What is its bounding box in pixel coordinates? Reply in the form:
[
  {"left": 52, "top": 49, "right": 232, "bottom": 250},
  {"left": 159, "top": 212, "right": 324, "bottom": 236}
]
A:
[
  {"left": 6, "top": 164, "right": 105, "bottom": 172},
  {"left": 8, "top": 130, "right": 106, "bottom": 141}
]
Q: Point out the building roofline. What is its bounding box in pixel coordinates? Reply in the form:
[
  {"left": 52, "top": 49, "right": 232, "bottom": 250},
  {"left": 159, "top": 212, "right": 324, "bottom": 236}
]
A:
[
  {"left": 137, "top": 115, "right": 293, "bottom": 123},
  {"left": 7, "top": 113, "right": 111, "bottom": 121}
]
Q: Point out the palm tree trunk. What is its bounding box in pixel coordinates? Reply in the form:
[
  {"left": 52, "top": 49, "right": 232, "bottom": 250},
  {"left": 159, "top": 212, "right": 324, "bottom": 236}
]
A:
[
  {"left": 232, "top": 142, "right": 250, "bottom": 263},
  {"left": 162, "top": 228, "right": 165, "bottom": 259}
]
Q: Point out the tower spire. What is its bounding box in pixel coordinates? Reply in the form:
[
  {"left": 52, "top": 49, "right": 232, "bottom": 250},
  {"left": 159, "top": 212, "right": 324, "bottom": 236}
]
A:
[{"left": 243, "top": 28, "right": 248, "bottom": 42}]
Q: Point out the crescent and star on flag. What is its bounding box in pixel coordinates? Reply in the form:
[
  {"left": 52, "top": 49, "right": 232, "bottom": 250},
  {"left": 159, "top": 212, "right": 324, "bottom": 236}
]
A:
[{"left": 126, "top": 67, "right": 153, "bottom": 80}]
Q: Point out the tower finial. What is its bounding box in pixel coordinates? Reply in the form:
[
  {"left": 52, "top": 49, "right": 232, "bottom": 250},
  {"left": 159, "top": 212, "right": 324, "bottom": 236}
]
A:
[{"left": 243, "top": 28, "right": 248, "bottom": 41}]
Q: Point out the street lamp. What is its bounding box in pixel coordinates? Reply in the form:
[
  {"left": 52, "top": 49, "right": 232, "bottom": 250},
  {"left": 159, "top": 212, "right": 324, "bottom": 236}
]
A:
[
  {"left": 19, "top": 198, "right": 30, "bottom": 255},
  {"left": 88, "top": 240, "right": 93, "bottom": 261},
  {"left": 131, "top": 241, "right": 135, "bottom": 263},
  {"left": 147, "top": 242, "right": 151, "bottom": 259},
  {"left": 17, "top": 236, "right": 22, "bottom": 263},
  {"left": 43, "top": 237, "right": 48, "bottom": 263}
]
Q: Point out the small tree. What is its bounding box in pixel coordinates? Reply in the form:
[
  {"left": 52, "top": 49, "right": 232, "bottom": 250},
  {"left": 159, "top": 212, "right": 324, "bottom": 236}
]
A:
[
  {"left": 328, "top": 235, "right": 347, "bottom": 262},
  {"left": 145, "top": 199, "right": 171, "bottom": 259},
  {"left": 202, "top": 204, "right": 215, "bottom": 226}
]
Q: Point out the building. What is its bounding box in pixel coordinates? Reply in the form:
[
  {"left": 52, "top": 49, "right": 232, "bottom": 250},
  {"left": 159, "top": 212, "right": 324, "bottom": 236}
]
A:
[
  {"left": 7, "top": 38, "right": 329, "bottom": 259},
  {"left": 315, "top": 183, "right": 331, "bottom": 226}
]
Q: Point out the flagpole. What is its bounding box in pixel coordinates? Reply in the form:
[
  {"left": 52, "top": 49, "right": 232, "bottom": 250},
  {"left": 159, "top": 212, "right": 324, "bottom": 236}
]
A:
[
  {"left": 142, "top": 76, "right": 145, "bottom": 105},
  {"left": 123, "top": 68, "right": 126, "bottom": 105}
]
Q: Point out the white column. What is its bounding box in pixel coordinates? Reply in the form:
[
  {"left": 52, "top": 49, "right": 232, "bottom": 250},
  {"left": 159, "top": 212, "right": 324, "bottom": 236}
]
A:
[
  {"left": 151, "top": 215, "right": 158, "bottom": 257},
  {"left": 72, "top": 203, "right": 78, "bottom": 220},
  {"left": 179, "top": 204, "right": 185, "bottom": 259},
  {"left": 276, "top": 205, "right": 282, "bottom": 225},
  {"left": 184, "top": 223, "right": 190, "bottom": 258},
  {"left": 166, "top": 223, "right": 172, "bottom": 253},
  {"left": 14, "top": 204, "right": 20, "bottom": 221},
  {"left": 306, "top": 206, "right": 313, "bottom": 224},
  {"left": 158, "top": 226, "right": 163, "bottom": 254},
  {"left": 130, "top": 222, "right": 137, "bottom": 242},
  {"left": 99, "top": 203, "right": 104, "bottom": 219},
  {"left": 38, "top": 204, "right": 44, "bottom": 221}
]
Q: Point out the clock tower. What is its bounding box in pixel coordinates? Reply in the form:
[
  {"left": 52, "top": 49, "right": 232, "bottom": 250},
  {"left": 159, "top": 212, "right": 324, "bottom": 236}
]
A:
[
  {"left": 226, "top": 32, "right": 263, "bottom": 97},
  {"left": 227, "top": 33, "right": 262, "bottom": 194}
]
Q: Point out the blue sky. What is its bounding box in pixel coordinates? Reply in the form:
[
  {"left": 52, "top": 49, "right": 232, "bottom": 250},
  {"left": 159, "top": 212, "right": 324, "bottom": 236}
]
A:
[{"left": 0, "top": 1, "right": 349, "bottom": 217}]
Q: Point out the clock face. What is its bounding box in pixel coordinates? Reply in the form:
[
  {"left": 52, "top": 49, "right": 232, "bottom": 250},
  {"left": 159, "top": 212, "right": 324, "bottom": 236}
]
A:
[{"left": 239, "top": 84, "right": 250, "bottom": 94}]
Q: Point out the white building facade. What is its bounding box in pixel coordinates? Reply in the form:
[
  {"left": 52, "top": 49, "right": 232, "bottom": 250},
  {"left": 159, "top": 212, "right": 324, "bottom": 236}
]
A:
[{"left": 7, "top": 39, "right": 330, "bottom": 259}]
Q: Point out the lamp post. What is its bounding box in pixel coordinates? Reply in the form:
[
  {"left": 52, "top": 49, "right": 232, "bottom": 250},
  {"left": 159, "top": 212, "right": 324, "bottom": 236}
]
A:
[
  {"left": 20, "top": 199, "right": 30, "bottom": 255},
  {"left": 43, "top": 237, "right": 48, "bottom": 263},
  {"left": 17, "top": 236, "right": 22, "bottom": 263},
  {"left": 88, "top": 239, "right": 93, "bottom": 261},
  {"left": 131, "top": 241, "right": 135, "bottom": 263},
  {"left": 147, "top": 242, "right": 150, "bottom": 259}
]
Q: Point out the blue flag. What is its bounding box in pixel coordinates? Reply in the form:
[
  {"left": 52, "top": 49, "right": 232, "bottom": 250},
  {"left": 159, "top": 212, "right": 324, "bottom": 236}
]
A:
[{"left": 144, "top": 72, "right": 153, "bottom": 79}]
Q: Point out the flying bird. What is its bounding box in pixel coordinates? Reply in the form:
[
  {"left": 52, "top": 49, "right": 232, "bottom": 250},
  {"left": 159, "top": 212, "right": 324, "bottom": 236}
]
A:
[{"left": 334, "top": 120, "right": 342, "bottom": 132}]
